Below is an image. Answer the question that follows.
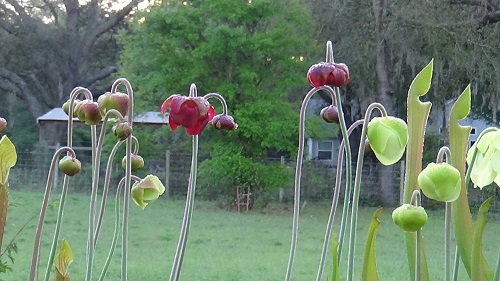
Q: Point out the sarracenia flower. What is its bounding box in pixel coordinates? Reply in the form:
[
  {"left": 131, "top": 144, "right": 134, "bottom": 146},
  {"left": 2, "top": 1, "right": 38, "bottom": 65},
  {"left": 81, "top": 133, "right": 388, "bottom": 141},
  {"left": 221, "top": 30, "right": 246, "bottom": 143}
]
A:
[
  {"left": 161, "top": 95, "right": 215, "bottom": 135},
  {"left": 418, "top": 163, "right": 461, "bottom": 202},
  {"left": 366, "top": 116, "right": 408, "bottom": 166},
  {"left": 131, "top": 175, "right": 166, "bottom": 209},
  {"left": 467, "top": 129, "right": 500, "bottom": 189},
  {"left": 392, "top": 204, "right": 428, "bottom": 232}
]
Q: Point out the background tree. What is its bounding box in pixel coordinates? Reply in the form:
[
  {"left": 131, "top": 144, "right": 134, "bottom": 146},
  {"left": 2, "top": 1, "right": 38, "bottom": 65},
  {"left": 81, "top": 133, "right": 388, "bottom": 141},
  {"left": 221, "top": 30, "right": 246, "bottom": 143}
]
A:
[
  {"left": 0, "top": 0, "right": 141, "bottom": 147},
  {"left": 119, "top": 0, "right": 319, "bottom": 201}
]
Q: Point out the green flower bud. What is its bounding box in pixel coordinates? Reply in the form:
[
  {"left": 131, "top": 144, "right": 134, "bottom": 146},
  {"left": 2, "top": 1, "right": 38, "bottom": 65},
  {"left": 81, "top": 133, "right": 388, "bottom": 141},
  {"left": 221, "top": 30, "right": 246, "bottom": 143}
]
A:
[
  {"left": 418, "top": 162, "right": 461, "bottom": 202},
  {"left": 58, "top": 156, "right": 81, "bottom": 176},
  {"left": 112, "top": 122, "right": 132, "bottom": 141},
  {"left": 131, "top": 175, "right": 166, "bottom": 209},
  {"left": 392, "top": 204, "right": 428, "bottom": 232},
  {"left": 122, "top": 154, "right": 144, "bottom": 172},
  {"left": 98, "top": 92, "right": 129, "bottom": 117},
  {"left": 467, "top": 130, "right": 500, "bottom": 188},
  {"left": 366, "top": 116, "right": 408, "bottom": 165},
  {"left": 62, "top": 99, "right": 81, "bottom": 116},
  {"left": 75, "top": 100, "right": 102, "bottom": 125}
]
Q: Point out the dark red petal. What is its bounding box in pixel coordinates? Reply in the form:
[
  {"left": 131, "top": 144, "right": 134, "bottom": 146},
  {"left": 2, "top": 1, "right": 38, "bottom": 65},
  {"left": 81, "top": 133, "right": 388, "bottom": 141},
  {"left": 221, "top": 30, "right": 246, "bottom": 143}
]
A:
[
  {"left": 168, "top": 115, "right": 179, "bottom": 131},
  {"left": 192, "top": 97, "right": 211, "bottom": 117},
  {"left": 160, "top": 98, "right": 172, "bottom": 115},
  {"left": 207, "top": 106, "right": 215, "bottom": 122},
  {"left": 172, "top": 103, "right": 199, "bottom": 128},
  {"left": 169, "top": 95, "right": 186, "bottom": 114},
  {"left": 185, "top": 107, "right": 214, "bottom": 135},
  {"left": 307, "top": 62, "right": 335, "bottom": 88},
  {"left": 185, "top": 119, "right": 207, "bottom": 135}
]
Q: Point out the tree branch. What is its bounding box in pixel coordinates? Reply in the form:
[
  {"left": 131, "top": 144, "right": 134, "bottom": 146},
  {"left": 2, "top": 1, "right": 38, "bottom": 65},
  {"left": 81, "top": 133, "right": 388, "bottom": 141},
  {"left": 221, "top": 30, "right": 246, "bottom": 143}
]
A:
[
  {"left": 80, "top": 0, "right": 139, "bottom": 60},
  {"left": 5, "top": 0, "right": 28, "bottom": 18},
  {"left": 0, "top": 68, "right": 46, "bottom": 118},
  {"left": 450, "top": 0, "right": 498, "bottom": 12},
  {"left": 24, "top": 72, "right": 53, "bottom": 105},
  {"left": 41, "top": 0, "right": 60, "bottom": 25},
  {"left": 479, "top": 10, "right": 500, "bottom": 25},
  {"left": 81, "top": 65, "right": 117, "bottom": 87}
]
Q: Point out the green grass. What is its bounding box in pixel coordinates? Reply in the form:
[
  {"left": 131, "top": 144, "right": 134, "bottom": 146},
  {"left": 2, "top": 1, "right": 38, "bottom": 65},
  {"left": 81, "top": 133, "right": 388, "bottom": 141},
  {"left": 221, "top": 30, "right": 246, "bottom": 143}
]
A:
[{"left": 1, "top": 190, "right": 499, "bottom": 280}]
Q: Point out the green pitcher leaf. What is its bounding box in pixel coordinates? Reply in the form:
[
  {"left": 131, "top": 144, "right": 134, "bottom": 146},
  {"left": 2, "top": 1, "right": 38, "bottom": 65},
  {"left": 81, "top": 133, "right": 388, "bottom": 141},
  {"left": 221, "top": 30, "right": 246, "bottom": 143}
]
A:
[
  {"left": 404, "top": 60, "right": 433, "bottom": 281},
  {"left": 408, "top": 59, "right": 434, "bottom": 101},
  {"left": 448, "top": 85, "right": 493, "bottom": 279},
  {"left": 450, "top": 85, "right": 471, "bottom": 122},
  {"left": 361, "top": 208, "right": 382, "bottom": 281},
  {"left": 0, "top": 136, "right": 17, "bottom": 185},
  {"left": 331, "top": 232, "right": 339, "bottom": 281},
  {"left": 471, "top": 198, "right": 492, "bottom": 281},
  {"left": 54, "top": 239, "right": 74, "bottom": 281}
]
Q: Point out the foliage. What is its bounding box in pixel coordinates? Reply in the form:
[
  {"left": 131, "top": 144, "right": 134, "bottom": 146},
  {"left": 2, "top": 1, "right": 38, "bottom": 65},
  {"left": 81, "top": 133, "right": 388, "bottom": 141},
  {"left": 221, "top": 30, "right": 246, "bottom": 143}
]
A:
[
  {"left": 422, "top": 132, "right": 445, "bottom": 166},
  {"left": 120, "top": 0, "right": 318, "bottom": 157},
  {"left": 197, "top": 143, "right": 293, "bottom": 206},
  {"left": 0, "top": 0, "right": 140, "bottom": 148}
]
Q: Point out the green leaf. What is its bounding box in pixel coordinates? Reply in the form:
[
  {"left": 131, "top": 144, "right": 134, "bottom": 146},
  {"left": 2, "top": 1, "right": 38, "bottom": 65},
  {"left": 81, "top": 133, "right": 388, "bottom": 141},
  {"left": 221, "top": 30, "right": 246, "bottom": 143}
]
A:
[
  {"left": 408, "top": 59, "right": 434, "bottom": 101},
  {"left": 0, "top": 136, "right": 17, "bottom": 185},
  {"left": 361, "top": 208, "right": 382, "bottom": 281},
  {"left": 450, "top": 84, "right": 471, "bottom": 122},
  {"left": 54, "top": 239, "right": 74, "bottom": 281},
  {"left": 404, "top": 60, "right": 433, "bottom": 281},
  {"left": 448, "top": 85, "right": 486, "bottom": 278},
  {"left": 471, "top": 198, "right": 491, "bottom": 281}
]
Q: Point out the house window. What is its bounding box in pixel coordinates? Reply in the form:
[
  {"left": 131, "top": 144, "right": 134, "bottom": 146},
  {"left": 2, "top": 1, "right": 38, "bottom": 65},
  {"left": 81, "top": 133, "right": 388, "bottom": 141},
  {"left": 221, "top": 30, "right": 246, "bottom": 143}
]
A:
[
  {"left": 317, "top": 141, "right": 333, "bottom": 160},
  {"left": 471, "top": 128, "right": 476, "bottom": 135}
]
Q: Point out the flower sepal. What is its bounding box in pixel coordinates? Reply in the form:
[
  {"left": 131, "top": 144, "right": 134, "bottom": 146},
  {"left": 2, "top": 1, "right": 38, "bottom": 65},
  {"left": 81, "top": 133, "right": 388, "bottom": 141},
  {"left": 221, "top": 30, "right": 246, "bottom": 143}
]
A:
[{"left": 131, "top": 175, "right": 166, "bottom": 209}]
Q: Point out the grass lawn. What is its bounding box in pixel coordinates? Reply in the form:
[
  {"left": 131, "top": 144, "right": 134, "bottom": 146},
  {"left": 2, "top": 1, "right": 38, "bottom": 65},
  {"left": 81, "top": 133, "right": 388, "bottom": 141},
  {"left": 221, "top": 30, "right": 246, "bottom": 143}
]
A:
[{"left": 1, "top": 190, "right": 498, "bottom": 280}]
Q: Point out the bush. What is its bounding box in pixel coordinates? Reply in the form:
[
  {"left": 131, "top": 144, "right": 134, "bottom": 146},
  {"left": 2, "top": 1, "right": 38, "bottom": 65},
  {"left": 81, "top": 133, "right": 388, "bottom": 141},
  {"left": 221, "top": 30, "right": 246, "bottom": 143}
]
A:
[{"left": 197, "top": 146, "right": 293, "bottom": 209}]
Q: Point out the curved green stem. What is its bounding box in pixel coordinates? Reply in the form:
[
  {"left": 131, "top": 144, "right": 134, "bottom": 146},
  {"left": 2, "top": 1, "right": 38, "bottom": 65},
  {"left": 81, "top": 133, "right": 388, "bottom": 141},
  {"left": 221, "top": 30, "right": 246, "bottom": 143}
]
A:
[
  {"left": 84, "top": 125, "right": 98, "bottom": 281},
  {"left": 203, "top": 93, "right": 228, "bottom": 114},
  {"left": 169, "top": 83, "right": 199, "bottom": 281},
  {"left": 29, "top": 147, "right": 76, "bottom": 281},
  {"left": 284, "top": 84, "right": 338, "bottom": 281},
  {"left": 94, "top": 136, "right": 139, "bottom": 247},
  {"left": 111, "top": 78, "right": 134, "bottom": 281},
  {"left": 453, "top": 246, "right": 460, "bottom": 281},
  {"left": 346, "top": 103, "right": 387, "bottom": 281},
  {"left": 98, "top": 176, "right": 140, "bottom": 281},
  {"left": 436, "top": 146, "right": 452, "bottom": 281},
  {"left": 410, "top": 190, "right": 422, "bottom": 281},
  {"left": 316, "top": 119, "right": 364, "bottom": 281},
  {"left": 94, "top": 139, "right": 125, "bottom": 247}
]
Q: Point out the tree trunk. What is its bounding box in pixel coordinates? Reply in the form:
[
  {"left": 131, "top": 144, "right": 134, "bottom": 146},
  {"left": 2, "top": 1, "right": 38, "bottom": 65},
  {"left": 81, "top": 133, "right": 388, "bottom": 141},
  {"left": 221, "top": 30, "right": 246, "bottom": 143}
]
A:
[{"left": 372, "top": 0, "right": 397, "bottom": 206}]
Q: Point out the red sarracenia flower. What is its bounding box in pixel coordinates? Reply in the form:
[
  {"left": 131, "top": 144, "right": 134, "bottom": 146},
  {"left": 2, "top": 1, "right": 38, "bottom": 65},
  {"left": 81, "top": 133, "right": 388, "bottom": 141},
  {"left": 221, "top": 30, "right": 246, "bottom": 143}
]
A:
[{"left": 160, "top": 95, "right": 215, "bottom": 135}]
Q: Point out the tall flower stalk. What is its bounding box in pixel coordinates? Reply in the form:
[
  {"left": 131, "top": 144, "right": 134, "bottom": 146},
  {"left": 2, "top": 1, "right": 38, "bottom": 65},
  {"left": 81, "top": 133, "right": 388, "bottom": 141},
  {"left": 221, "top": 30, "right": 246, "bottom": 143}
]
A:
[
  {"left": 286, "top": 41, "right": 353, "bottom": 281},
  {"left": 29, "top": 78, "right": 165, "bottom": 281},
  {"left": 161, "top": 84, "right": 236, "bottom": 281}
]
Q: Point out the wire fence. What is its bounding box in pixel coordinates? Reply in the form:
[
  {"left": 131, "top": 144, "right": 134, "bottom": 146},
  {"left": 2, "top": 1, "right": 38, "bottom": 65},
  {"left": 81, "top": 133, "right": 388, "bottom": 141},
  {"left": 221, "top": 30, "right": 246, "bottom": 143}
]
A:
[{"left": 7, "top": 145, "right": 500, "bottom": 212}]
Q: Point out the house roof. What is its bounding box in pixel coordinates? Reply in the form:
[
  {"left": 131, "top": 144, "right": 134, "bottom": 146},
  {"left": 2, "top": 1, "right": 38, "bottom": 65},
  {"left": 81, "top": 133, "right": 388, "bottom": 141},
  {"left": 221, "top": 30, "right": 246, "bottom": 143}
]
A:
[{"left": 37, "top": 108, "right": 168, "bottom": 125}]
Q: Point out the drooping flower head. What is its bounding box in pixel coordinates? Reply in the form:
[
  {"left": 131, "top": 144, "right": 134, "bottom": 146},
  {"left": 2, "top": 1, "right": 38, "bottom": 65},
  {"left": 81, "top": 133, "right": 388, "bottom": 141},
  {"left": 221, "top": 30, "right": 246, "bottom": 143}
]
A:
[
  {"left": 161, "top": 95, "right": 215, "bottom": 136},
  {"left": 467, "top": 129, "right": 500, "bottom": 188},
  {"left": 366, "top": 116, "right": 408, "bottom": 166},
  {"left": 131, "top": 175, "right": 166, "bottom": 210},
  {"left": 418, "top": 162, "right": 461, "bottom": 202},
  {"left": 307, "top": 62, "right": 350, "bottom": 88}
]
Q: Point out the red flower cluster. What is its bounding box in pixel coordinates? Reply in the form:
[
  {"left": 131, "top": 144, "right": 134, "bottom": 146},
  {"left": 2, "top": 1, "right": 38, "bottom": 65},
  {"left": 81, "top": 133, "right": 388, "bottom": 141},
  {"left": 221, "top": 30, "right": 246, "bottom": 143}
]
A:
[
  {"left": 307, "top": 62, "right": 350, "bottom": 88},
  {"left": 161, "top": 95, "right": 215, "bottom": 135}
]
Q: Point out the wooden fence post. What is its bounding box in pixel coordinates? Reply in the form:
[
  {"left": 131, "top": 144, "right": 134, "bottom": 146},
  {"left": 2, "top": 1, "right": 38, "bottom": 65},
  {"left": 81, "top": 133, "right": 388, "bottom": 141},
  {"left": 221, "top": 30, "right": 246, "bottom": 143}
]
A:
[
  {"left": 279, "top": 156, "right": 285, "bottom": 202},
  {"left": 165, "top": 150, "right": 170, "bottom": 198}
]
